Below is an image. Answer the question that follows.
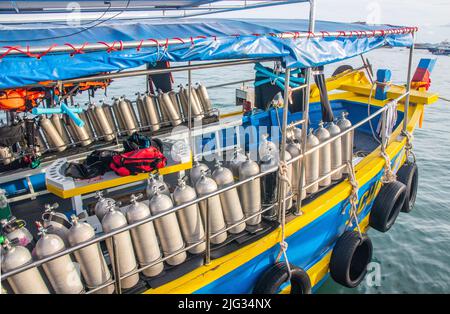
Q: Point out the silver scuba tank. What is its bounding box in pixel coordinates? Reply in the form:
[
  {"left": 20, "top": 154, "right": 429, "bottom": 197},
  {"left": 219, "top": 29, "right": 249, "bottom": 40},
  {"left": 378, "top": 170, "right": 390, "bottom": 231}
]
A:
[
  {"left": 50, "top": 114, "right": 72, "bottom": 146},
  {"left": 172, "top": 178, "right": 206, "bottom": 254},
  {"left": 100, "top": 100, "right": 119, "bottom": 135},
  {"left": 195, "top": 83, "right": 213, "bottom": 114},
  {"left": 101, "top": 200, "right": 140, "bottom": 289},
  {"left": 314, "top": 122, "right": 332, "bottom": 187},
  {"left": 87, "top": 103, "right": 115, "bottom": 141},
  {"left": 35, "top": 222, "right": 84, "bottom": 294},
  {"left": 238, "top": 154, "right": 262, "bottom": 225},
  {"left": 169, "top": 91, "right": 183, "bottom": 119},
  {"left": 1, "top": 216, "right": 34, "bottom": 249},
  {"left": 66, "top": 108, "right": 93, "bottom": 147},
  {"left": 93, "top": 191, "right": 115, "bottom": 222},
  {"left": 136, "top": 92, "right": 148, "bottom": 130},
  {"left": 293, "top": 127, "right": 302, "bottom": 143},
  {"left": 195, "top": 170, "right": 228, "bottom": 244},
  {"left": 158, "top": 90, "right": 182, "bottom": 126},
  {"left": 67, "top": 215, "right": 114, "bottom": 294},
  {"left": 0, "top": 146, "right": 14, "bottom": 165},
  {"left": 189, "top": 160, "right": 209, "bottom": 186},
  {"left": 78, "top": 109, "right": 96, "bottom": 141},
  {"left": 119, "top": 96, "right": 139, "bottom": 136},
  {"left": 149, "top": 187, "right": 187, "bottom": 266},
  {"left": 229, "top": 146, "right": 246, "bottom": 179},
  {"left": 1, "top": 238, "right": 50, "bottom": 294},
  {"left": 42, "top": 203, "right": 71, "bottom": 247},
  {"left": 260, "top": 149, "right": 279, "bottom": 219},
  {"left": 326, "top": 121, "right": 343, "bottom": 180},
  {"left": 126, "top": 194, "right": 164, "bottom": 277},
  {"left": 146, "top": 173, "right": 170, "bottom": 200},
  {"left": 143, "top": 93, "right": 161, "bottom": 132},
  {"left": 258, "top": 134, "right": 277, "bottom": 161},
  {"left": 212, "top": 161, "right": 246, "bottom": 234},
  {"left": 283, "top": 150, "right": 293, "bottom": 210},
  {"left": 112, "top": 97, "right": 126, "bottom": 135},
  {"left": 39, "top": 115, "right": 67, "bottom": 152},
  {"left": 305, "top": 129, "right": 320, "bottom": 194},
  {"left": 336, "top": 112, "right": 353, "bottom": 175},
  {"left": 286, "top": 139, "right": 306, "bottom": 200},
  {"left": 180, "top": 85, "right": 204, "bottom": 121},
  {"left": 191, "top": 85, "right": 205, "bottom": 115}
]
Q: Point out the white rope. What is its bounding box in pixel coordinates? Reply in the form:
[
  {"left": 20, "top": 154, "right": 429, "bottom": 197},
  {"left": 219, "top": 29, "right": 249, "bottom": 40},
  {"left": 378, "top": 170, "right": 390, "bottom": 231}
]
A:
[
  {"left": 381, "top": 150, "right": 396, "bottom": 184},
  {"left": 275, "top": 160, "right": 293, "bottom": 280},
  {"left": 345, "top": 161, "right": 363, "bottom": 239}
]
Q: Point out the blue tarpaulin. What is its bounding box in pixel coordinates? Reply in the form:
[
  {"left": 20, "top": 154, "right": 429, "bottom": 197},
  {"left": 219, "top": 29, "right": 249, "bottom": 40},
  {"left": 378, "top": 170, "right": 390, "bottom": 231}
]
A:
[{"left": 0, "top": 18, "right": 415, "bottom": 88}]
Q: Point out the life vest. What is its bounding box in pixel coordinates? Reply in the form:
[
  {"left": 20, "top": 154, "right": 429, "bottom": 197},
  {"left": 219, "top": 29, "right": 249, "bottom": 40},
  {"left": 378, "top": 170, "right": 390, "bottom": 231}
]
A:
[
  {"left": 110, "top": 147, "right": 167, "bottom": 177},
  {"left": 0, "top": 89, "right": 44, "bottom": 111}
]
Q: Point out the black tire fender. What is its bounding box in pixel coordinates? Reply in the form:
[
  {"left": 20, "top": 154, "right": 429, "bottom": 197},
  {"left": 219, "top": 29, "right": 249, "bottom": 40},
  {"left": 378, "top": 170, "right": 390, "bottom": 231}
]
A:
[
  {"left": 253, "top": 262, "right": 311, "bottom": 294},
  {"left": 329, "top": 231, "right": 373, "bottom": 288},
  {"left": 396, "top": 161, "right": 418, "bottom": 213},
  {"left": 369, "top": 180, "right": 406, "bottom": 232}
]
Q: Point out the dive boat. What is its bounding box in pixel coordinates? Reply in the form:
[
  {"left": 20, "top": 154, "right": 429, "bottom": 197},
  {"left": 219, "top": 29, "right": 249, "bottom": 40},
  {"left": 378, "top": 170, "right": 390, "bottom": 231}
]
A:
[{"left": 0, "top": 1, "right": 439, "bottom": 294}]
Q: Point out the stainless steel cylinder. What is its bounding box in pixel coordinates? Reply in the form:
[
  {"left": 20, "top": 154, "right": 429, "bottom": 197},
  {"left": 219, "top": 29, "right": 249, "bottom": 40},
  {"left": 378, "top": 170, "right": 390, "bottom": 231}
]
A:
[
  {"left": 158, "top": 91, "right": 182, "bottom": 126},
  {"left": 314, "top": 122, "right": 332, "bottom": 187},
  {"left": 40, "top": 115, "right": 67, "bottom": 152},
  {"left": 149, "top": 189, "right": 186, "bottom": 266},
  {"left": 305, "top": 130, "right": 320, "bottom": 194},
  {"left": 337, "top": 112, "right": 353, "bottom": 175},
  {"left": 143, "top": 93, "right": 161, "bottom": 132},
  {"left": 146, "top": 174, "right": 170, "bottom": 200},
  {"left": 195, "top": 172, "right": 228, "bottom": 244},
  {"left": 238, "top": 155, "right": 262, "bottom": 225},
  {"left": 286, "top": 140, "right": 305, "bottom": 200},
  {"left": 118, "top": 96, "right": 138, "bottom": 135},
  {"left": 68, "top": 216, "right": 114, "bottom": 294},
  {"left": 195, "top": 83, "right": 213, "bottom": 113},
  {"left": 50, "top": 114, "right": 72, "bottom": 145},
  {"left": 126, "top": 194, "right": 164, "bottom": 277},
  {"left": 189, "top": 160, "right": 209, "bottom": 186},
  {"left": 172, "top": 179, "right": 206, "bottom": 254},
  {"left": 180, "top": 85, "right": 204, "bottom": 120},
  {"left": 42, "top": 203, "right": 71, "bottom": 247},
  {"left": 212, "top": 162, "right": 246, "bottom": 234},
  {"left": 327, "top": 121, "right": 343, "bottom": 180}
]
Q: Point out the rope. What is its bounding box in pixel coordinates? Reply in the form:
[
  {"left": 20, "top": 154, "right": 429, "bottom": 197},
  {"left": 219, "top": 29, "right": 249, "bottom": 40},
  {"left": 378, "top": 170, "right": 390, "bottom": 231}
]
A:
[
  {"left": 345, "top": 161, "right": 363, "bottom": 239},
  {"left": 381, "top": 150, "right": 396, "bottom": 183},
  {"left": 401, "top": 129, "right": 415, "bottom": 163},
  {"left": 275, "top": 160, "right": 293, "bottom": 281}
]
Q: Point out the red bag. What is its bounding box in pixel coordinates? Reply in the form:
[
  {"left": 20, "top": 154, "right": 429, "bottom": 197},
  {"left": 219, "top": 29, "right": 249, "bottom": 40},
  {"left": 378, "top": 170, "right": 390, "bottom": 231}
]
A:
[{"left": 109, "top": 147, "right": 167, "bottom": 176}]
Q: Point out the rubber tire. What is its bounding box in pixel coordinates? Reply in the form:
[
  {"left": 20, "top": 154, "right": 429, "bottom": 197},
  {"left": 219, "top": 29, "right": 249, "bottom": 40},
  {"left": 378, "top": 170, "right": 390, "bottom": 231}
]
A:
[
  {"left": 332, "top": 65, "right": 354, "bottom": 77},
  {"left": 369, "top": 181, "right": 406, "bottom": 232},
  {"left": 396, "top": 162, "right": 418, "bottom": 213},
  {"left": 253, "top": 262, "right": 311, "bottom": 294},
  {"left": 330, "top": 231, "right": 373, "bottom": 288}
]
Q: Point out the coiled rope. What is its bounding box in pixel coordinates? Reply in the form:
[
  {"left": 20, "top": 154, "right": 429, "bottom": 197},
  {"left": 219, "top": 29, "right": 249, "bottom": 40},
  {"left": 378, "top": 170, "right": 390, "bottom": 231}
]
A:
[{"left": 345, "top": 161, "right": 363, "bottom": 239}]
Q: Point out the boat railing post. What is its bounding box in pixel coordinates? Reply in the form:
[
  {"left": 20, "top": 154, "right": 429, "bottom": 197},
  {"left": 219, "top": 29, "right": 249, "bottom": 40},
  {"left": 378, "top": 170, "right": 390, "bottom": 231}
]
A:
[
  {"left": 205, "top": 206, "right": 211, "bottom": 265},
  {"left": 111, "top": 236, "right": 122, "bottom": 294},
  {"left": 403, "top": 33, "right": 415, "bottom": 134},
  {"left": 277, "top": 67, "right": 291, "bottom": 221}
]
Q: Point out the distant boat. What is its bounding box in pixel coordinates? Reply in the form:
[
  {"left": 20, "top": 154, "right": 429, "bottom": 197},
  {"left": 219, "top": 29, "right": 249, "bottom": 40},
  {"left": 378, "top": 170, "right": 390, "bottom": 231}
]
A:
[{"left": 428, "top": 40, "right": 450, "bottom": 55}]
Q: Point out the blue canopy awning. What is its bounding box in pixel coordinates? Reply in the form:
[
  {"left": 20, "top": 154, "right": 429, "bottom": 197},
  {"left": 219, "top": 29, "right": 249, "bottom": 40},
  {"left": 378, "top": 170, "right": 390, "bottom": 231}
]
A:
[{"left": 0, "top": 18, "right": 416, "bottom": 89}]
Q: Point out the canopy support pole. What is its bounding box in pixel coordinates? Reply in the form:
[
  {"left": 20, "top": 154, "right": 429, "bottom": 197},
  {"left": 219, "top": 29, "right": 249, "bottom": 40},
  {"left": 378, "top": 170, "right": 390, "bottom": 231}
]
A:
[
  {"left": 403, "top": 33, "right": 415, "bottom": 134},
  {"left": 293, "top": 0, "right": 316, "bottom": 215}
]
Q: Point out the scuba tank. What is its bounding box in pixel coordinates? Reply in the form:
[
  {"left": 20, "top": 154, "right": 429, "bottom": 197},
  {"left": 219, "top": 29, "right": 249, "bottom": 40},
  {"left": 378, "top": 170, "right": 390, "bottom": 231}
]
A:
[
  {"left": 102, "top": 200, "right": 139, "bottom": 289},
  {"left": 293, "top": 127, "right": 302, "bottom": 142},
  {"left": 258, "top": 134, "right": 277, "bottom": 161},
  {"left": 283, "top": 150, "right": 293, "bottom": 210},
  {"left": 126, "top": 194, "right": 164, "bottom": 277},
  {"left": 314, "top": 122, "right": 332, "bottom": 187},
  {"left": 143, "top": 93, "right": 161, "bottom": 132},
  {"left": 305, "top": 129, "right": 320, "bottom": 194},
  {"left": 100, "top": 100, "right": 119, "bottom": 135},
  {"left": 67, "top": 215, "right": 114, "bottom": 294},
  {"left": 1, "top": 238, "right": 50, "bottom": 294},
  {"left": 172, "top": 178, "right": 206, "bottom": 254},
  {"left": 50, "top": 114, "right": 72, "bottom": 146},
  {"left": 195, "top": 83, "right": 213, "bottom": 114},
  {"left": 149, "top": 187, "right": 187, "bottom": 266},
  {"left": 0, "top": 216, "right": 34, "bottom": 250},
  {"left": 158, "top": 90, "right": 182, "bottom": 126},
  {"left": 211, "top": 161, "right": 246, "bottom": 234},
  {"left": 112, "top": 97, "right": 126, "bottom": 135},
  {"left": 238, "top": 154, "right": 262, "bottom": 225},
  {"left": 169, "top": 91, "right": 183, "bottom": 119},
  {"left": 336, "top": 112, "right": 353, "bottom": 175},
  {"left": 41, "top": 203, "right": 71, "bottom": 247},
  {"left": 146, "top": 174, "right": 170, "bottom": 200},
  {"left": 35, "top": 221, "right": 84, "bottom": 294},
  {"left": 286, "top": 139, "right": 305, "bottom": 200},
  {"left": 39, "top": 115, "right": 67, "bottom": 152},
  {"left": 136, "top": 93, "right": 148, "bottom": 130},
  {"left": 189, "top": 159, "right": 209, "bottom": 186},
  {"left": 117, "top": 96, "right": 138, "bottom": 136},
  {"left": 229, "top": 146, "right": 246, "bottom": 179},
  {"left": 66, "top": 107, "right": 93, "bottom": 147},
  {"left": 326, "top": 121, "right": 343, "bottom": 180},
  {"left": 94, "top": 191, "right": 115, "bottom": 222},
  {"left": 179, "top": 84, "right": 204, "bottom": 121},
  {"left": 86, "top": 103, "right": 115, "bottom": 142},
  {"left": 260, "top": 149, "right": 279, "bottom": 219},
  {"left": 195, "top": 170, "right": 227, "bottom": 244}
]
